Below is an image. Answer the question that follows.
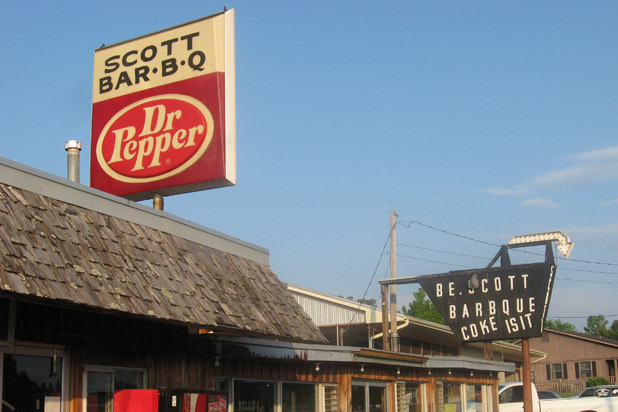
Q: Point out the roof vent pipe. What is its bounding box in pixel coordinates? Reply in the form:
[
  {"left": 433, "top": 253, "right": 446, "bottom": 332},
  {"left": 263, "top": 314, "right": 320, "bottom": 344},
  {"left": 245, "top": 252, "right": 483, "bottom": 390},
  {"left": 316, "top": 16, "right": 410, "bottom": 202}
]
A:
[{"left": 65, "top": 140, "right": 82, "bottom": 183}]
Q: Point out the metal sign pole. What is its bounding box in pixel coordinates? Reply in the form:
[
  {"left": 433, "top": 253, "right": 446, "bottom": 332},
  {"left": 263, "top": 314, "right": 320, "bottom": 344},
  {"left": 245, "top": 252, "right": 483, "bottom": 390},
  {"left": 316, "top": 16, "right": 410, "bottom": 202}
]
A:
[
  {"left": 376, "top": 232, "right": 572, "bottom": 412},
  {"left": 381, "top": 283, "right": 390, "bottom": 351},
  {"left": 522, "top": 338, "right": 532, "bottom": 412},
  {"left": 389, "top": 211, "right": 399, "bottom": 352}
]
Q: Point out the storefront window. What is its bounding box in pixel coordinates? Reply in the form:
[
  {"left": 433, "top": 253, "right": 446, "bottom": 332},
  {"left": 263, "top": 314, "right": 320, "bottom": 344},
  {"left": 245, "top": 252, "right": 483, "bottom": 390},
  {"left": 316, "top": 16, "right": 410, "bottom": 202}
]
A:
[
  {"left": 437, "top": 382, "right": 488, "bottom": 412},
  {"left": 352, "top": 385, "right": 366, "bottom": 412},
  {"left": 396, "top": 382, "right": 424, "bottom": 412},
  {"left": 352, "top": 382, "right": 388, "bottom": 412},
  {"left": 2, "top": 354, "right": 63, "bottom": 412},
  {"left": 444, "top": 382, "right": 462, "bottom": 412},
  {"left": 436, "top": 381, "right": 462, "bottom": 412},
  {"left": 369, "top": 386, "right": 385, "bottom": 412},
  {"left": 86, "top": 372, "right": 113, "bottom": 412},
  {"left": 0, "top": 299, "right": 9, "bottom": 341},
  {"left": 465, "top": 384, "right": 483, "bottom": 412},
  {"left": 215, "top": 378, "right": 229, "bottom": 392},
  {"left": 282, "top": 383, "right": 315, "bottom": 412},
  {"left": 234, "top": 380, "right": 275, "bottom": 412},
  {"left": 84, "top": 367, "right": 146, "bottom": 412}
]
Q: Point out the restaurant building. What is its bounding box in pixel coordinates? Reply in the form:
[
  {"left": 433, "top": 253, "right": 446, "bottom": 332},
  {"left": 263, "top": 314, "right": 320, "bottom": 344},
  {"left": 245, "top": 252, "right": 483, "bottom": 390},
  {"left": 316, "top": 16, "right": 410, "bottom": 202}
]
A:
[{"left": 0, "top": 157, "right": 518, "bottom": 412}]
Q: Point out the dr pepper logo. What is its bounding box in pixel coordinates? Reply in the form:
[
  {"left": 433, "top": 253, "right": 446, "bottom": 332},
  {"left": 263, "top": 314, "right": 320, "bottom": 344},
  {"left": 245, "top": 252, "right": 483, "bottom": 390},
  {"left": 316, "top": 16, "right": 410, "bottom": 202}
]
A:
[{"left": 95, "top": 94, "right": 214, "bottom": 183}]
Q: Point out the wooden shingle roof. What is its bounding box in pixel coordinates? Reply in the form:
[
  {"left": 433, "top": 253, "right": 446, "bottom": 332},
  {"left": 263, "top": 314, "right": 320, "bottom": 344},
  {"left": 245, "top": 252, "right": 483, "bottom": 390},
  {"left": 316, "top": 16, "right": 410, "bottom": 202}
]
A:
[{"left": 0, "top": 182, "right": 326, "bottom": 344}]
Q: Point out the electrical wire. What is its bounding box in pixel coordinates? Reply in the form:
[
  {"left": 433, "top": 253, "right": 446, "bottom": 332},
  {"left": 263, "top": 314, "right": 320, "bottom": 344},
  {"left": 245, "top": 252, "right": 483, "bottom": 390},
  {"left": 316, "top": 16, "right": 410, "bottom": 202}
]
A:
[
  {"left": 397, "top": 219, "right": 618, "bottom": 271},
  {"left": 398, "top": 220, "right": 499, "bottom": 248},
  {"left": 548, "top": 314, "right": 618, "bottom": 319},
  {"left": 398, "top": 243, "right": 490, "bottom": 262},
  {"left": 346, "top": 230, "right": 391, "bottom": 326},
  {"left": 396, "top": 252, "right": 472, "bottom": 269},
  {"left": 399, "top": 243, "right": 618, "bottom": 277},
  {"left": 384, "top": 218, "right": 617, "bottom": 325},
  {"left": 557, "top": 277, "right": 618, "bottom": 285}
]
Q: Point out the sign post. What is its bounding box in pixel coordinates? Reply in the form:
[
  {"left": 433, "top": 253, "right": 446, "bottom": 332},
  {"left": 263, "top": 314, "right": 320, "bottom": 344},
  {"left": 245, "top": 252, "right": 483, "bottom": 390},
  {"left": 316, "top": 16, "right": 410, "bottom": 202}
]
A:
[{"left": 378, "top": 232, "right": 573, "bottom": 412}]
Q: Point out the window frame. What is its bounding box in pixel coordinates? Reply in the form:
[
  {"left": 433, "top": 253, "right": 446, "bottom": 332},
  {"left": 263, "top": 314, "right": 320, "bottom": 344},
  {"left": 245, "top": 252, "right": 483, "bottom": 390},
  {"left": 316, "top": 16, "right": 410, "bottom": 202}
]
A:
[
  {"left": 351, "top": 380, "right": 389, "bottom": 412},
  {"left": 438, "top": 381, "right": 491, "bottom": 412},
  {"left": 281, "top": 381, "right": 317, "bottom": 412},
  {"left": 82, "top": 365, "right": 148, "bottom": 412},
  {"left": 551, "top": 363, "right": 563, "bottom": 380},
  {"left": 0, "top": 344, "right": 70, "bottom": 412},
  {"left": 231, "top": 378, "right": 277, "bottom": 412},
  {"left": 547, "top": 363, "right": 567, "bottom": 380},
  {"left": 320, "top": 384, "right": 338, "bottom": 412},
  {"left": 581, "top": 361, "right": 592, "bottom": 378},
  {"left": 395, "top": 381, "right": 427, "bottom": 412}
]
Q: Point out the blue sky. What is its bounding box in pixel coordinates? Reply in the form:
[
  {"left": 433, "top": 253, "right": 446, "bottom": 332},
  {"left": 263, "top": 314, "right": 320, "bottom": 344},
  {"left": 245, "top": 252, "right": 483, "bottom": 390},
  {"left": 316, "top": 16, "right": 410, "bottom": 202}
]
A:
[{"left": 1, "top": 1, "right": 617, "bottom": 331}]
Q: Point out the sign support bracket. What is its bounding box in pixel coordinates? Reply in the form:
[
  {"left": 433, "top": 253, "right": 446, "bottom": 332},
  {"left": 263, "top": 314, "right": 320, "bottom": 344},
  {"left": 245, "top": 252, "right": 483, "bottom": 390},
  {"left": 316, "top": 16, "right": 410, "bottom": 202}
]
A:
[{"left": 486, "top": 240, "right": 555, "bottom": 412}]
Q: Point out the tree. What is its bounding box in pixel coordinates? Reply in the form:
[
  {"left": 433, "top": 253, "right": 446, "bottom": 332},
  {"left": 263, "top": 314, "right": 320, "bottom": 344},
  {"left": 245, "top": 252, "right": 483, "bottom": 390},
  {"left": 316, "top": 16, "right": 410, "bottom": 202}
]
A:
[
  {"left": 608, "top": 320, "right": 618, "bottom": 340},
  {"left": 339, "top": 296, "right": 378, "bottom": 307},
  {"left": 402, "top": 288, "right": 445, "bottom": 325},
  {"left": 546, "top": 319, "right": 579, "bottom": 333},
  {"left": 357, "top": 298, "right": 377, "bottom": 307},
  {"left": 584, "top": 314, "right": 608, "bottom": 336}
]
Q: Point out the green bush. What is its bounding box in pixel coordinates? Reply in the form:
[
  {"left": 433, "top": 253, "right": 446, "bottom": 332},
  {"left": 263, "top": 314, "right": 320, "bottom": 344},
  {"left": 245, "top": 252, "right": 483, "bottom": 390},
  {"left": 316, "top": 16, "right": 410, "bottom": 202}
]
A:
[{"left": 586, "top": 377, "right": 610, "bottom": 387}]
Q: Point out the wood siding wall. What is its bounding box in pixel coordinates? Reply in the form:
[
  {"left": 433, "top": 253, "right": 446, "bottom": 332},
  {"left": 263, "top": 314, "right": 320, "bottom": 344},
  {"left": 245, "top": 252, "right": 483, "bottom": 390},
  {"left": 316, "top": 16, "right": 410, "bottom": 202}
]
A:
[
  {"left": 10, "top": 299, "right": 500, "bottom": 412},
  {"left": 529, "top": 331, "right": 618, "bottom": 389},
  {"left": 530, "top": 332, "right": 618, "bottom": 363}
]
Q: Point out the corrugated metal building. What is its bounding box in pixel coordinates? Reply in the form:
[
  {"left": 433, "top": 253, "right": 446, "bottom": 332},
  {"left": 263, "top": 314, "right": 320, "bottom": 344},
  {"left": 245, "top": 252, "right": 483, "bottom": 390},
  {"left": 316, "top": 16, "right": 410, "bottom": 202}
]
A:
[{"left": 288, "top": 284, "right": 541, "bottom": 374}]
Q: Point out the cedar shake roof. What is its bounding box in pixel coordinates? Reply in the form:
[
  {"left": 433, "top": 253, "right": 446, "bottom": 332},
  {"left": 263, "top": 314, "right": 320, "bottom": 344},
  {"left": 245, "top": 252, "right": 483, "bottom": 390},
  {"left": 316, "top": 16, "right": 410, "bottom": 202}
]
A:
[{"left": 0, "top": 163, "right": 326, "bottom": 344}]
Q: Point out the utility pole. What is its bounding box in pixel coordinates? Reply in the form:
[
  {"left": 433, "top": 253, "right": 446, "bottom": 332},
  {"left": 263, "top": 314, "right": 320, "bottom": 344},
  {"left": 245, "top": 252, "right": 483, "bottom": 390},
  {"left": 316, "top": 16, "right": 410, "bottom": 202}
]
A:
[{"left": 389, "top": 211, "right": 399, "bottom": 352}]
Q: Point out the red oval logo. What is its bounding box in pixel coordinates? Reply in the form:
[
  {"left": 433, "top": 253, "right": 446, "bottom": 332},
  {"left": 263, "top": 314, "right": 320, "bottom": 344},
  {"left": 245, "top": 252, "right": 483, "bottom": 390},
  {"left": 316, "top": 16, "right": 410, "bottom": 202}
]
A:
[{"left": 96, "top": 94, "right": 214, "bottom": 183}]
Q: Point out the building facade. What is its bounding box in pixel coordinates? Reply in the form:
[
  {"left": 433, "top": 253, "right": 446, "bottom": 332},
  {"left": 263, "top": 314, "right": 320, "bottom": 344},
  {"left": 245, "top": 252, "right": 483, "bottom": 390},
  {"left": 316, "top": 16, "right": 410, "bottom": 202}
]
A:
[
  {"left": 288, "top": 284, "right": 543, "bottom": 374},
  {"left": 527, "top": 329, "right": 618, "bottom": 394},
  {"left": 1, "top": 157, "right": 516, "bottom": 412}
]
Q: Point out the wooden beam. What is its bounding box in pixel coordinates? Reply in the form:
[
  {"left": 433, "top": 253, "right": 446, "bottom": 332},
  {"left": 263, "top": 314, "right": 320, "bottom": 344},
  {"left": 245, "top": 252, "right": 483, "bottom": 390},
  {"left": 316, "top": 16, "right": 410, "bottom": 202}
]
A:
[{"left": 381, "top": 284, "right": 389, "bottom": 351}]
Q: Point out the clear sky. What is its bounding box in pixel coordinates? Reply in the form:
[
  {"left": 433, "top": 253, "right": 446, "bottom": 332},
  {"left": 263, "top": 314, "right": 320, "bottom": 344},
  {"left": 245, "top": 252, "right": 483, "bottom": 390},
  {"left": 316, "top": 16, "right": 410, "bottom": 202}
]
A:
[{"left": 1, "top": 1, "right": 617, "bottom": 331}]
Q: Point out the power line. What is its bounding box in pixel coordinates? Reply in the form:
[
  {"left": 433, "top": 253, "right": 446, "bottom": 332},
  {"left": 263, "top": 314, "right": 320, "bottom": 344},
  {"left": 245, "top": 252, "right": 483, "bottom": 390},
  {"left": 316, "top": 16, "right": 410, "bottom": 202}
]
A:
[
  {"left": 560, "top": 255, "right": 618, "bottom": 267},
  {"left": 398, "top": 243, "right": 490, "bottom": 262},
  {"left": 398, "top": 220, "right": 499, "bottom": 247},
  {"left": 397, "top": 252, "right": 471, "bottom": 269},
  {"left": 395, "top": 218, "right": 617, "bottom": 324},
  {"left": 397, "top": 253, "right": 617, "bottom": 285},
  {"left": 548, "top": 314, "right": 618, "bottom": 319},
  {"left": 347, "top": 229, "right": 391, "bottom": 326},
  {"left": 398, "top": 243, "right": 618, "bottom": 276},
  {"left": 558, "top": 266, "right": 618, "bottom": 276},
  {"left": 397, "top": 219, "right": 618, "bottom": 270},
  {"left": 557, "top": 277, "right": 618, "bottom": 285}
]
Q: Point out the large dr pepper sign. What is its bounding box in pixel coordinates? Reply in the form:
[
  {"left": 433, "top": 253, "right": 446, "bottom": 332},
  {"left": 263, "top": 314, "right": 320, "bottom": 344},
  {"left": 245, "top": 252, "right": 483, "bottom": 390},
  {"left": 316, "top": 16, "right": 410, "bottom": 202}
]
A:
[
  {"left": 418, "top": 263, "right": 556, "bottom": 343},
  {"left": 91, "top": 10, "right": 236, "bottom": 201}
]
